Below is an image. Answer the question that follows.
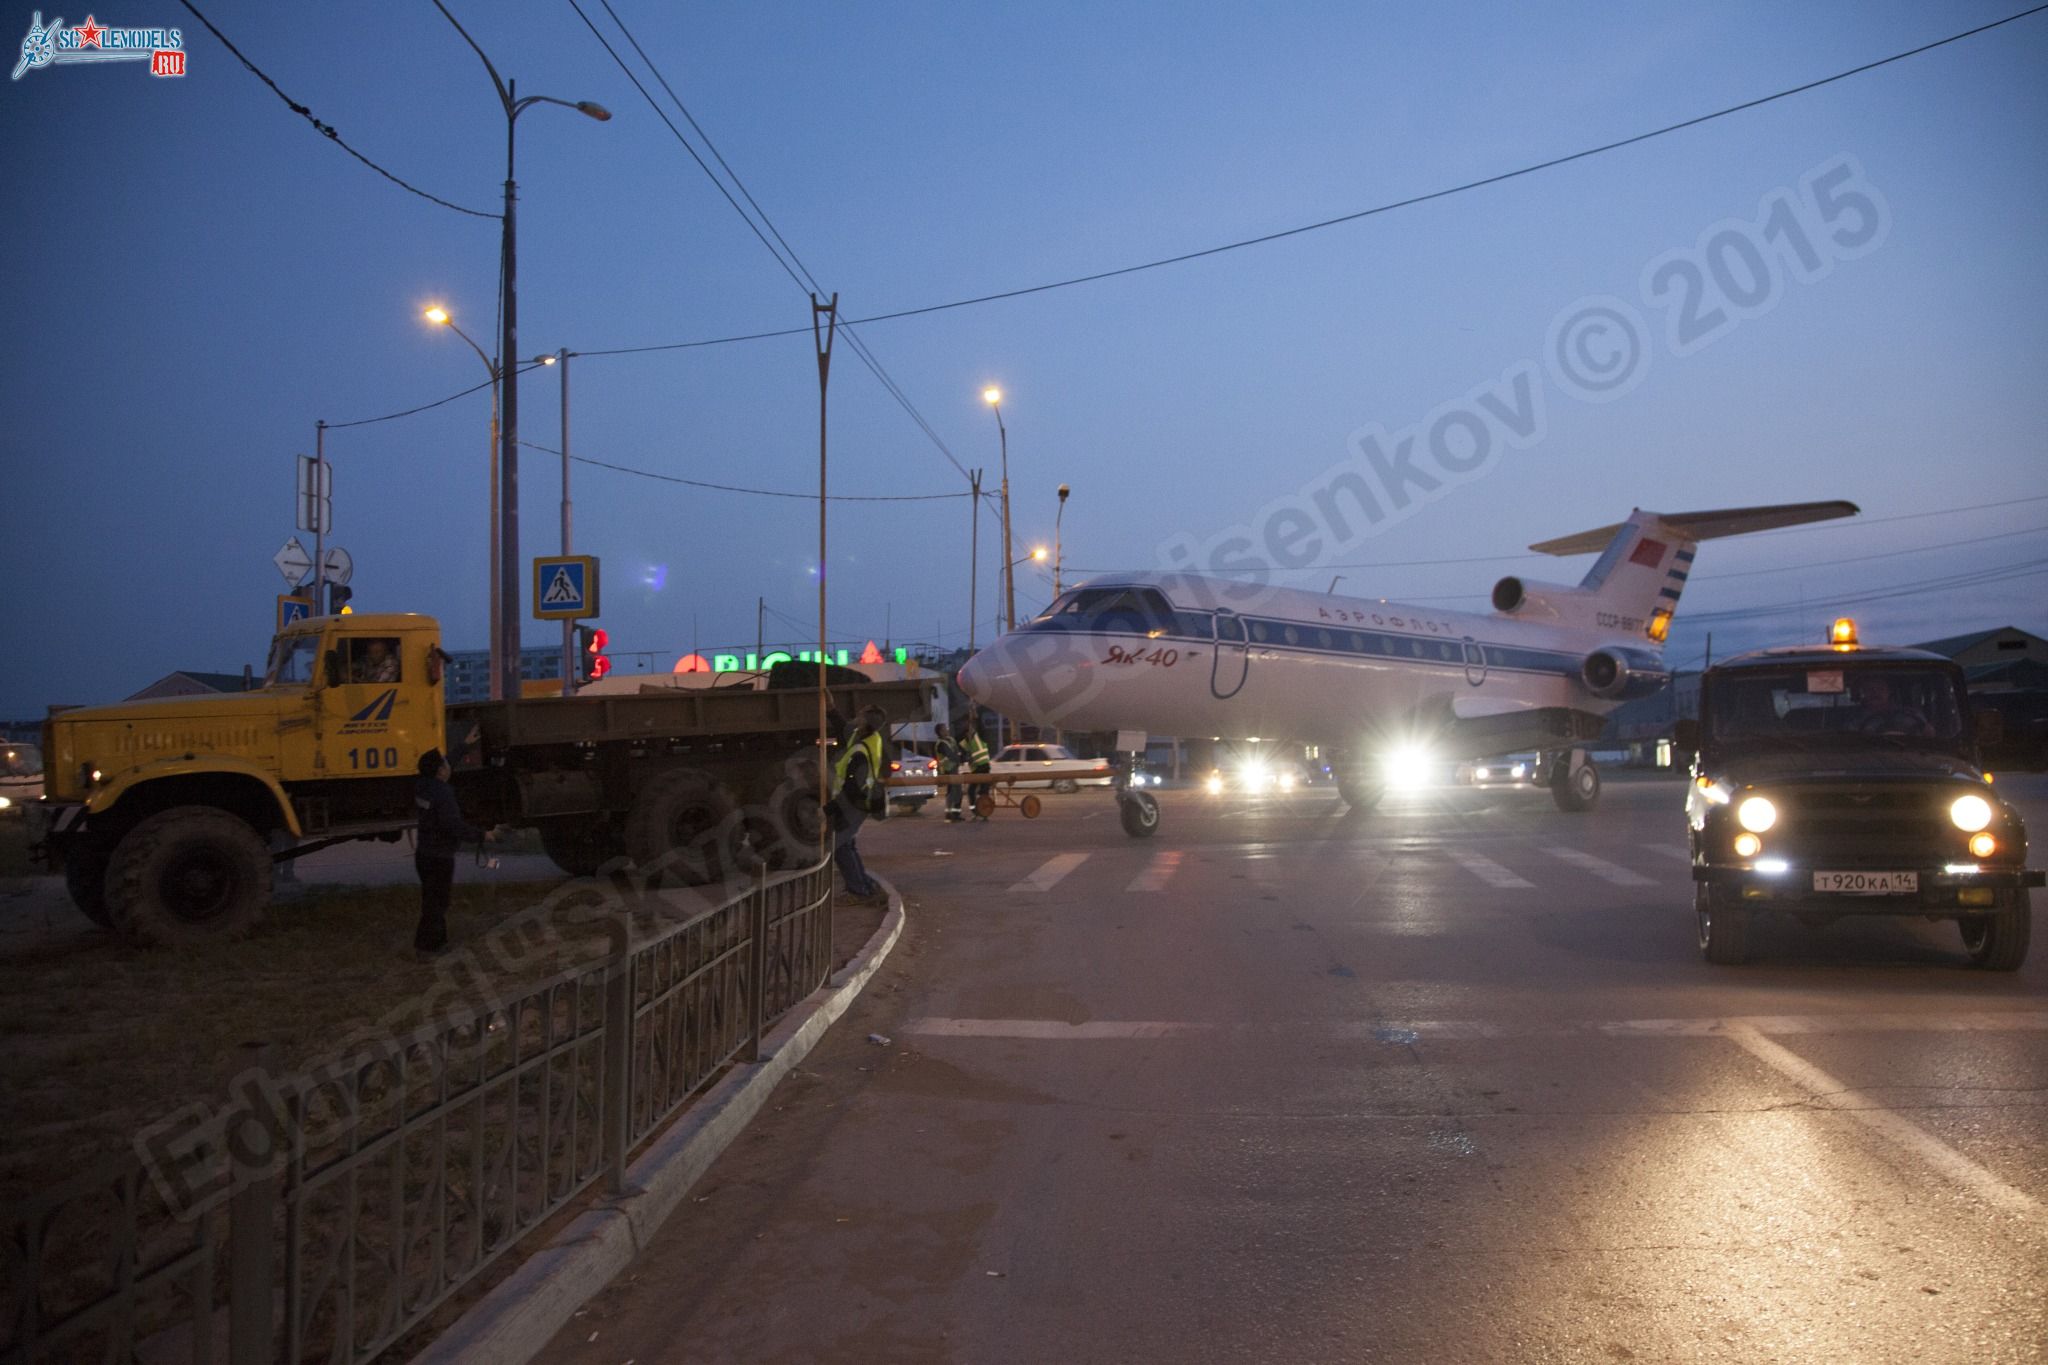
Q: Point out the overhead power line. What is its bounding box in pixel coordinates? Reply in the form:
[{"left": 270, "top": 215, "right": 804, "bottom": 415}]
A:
[
  {"left": 585, "top": 4, "right": 2048, "bottom": 356},
  {"left": 566, "top": 0, "right": 972, "bottom": 482},
  {"left": 323, "top": 359, "right": 552, "bottom": 430},
  {"left": 176, "top": 0, "right": 497, "bottom": 220},
  {"left": 514, "top": 439, "right": 968, "bottom": 501}
]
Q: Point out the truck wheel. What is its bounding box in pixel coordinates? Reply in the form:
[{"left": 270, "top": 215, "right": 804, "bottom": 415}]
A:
[
  {"left": 1052, "top": 778, "right": 1080, "bottom": 795},
  {"left": 758, "top": 776, "right": 827, "bottom": 870},
  {"left": 626, "top": 771, "right": 739, "bottom": 885},
  {"left": 107, "top": 807, "right": 271, "bottom": 947},
  {"left": 1119, "top": 791, "right": 1160, "bottom": 838},
  {"left": 1337, "top": 776, "right": 1382, "bottom": 812},
  {"left": 540, "top": 821, "right": 623, "bottom": 878},
  {"left": 1552, "top": 760, "right": 1601, "bottom": 812},
  {"left": 65, "top": 847, "right": 115, "bottom": 929},
  {"left": 1696, "top": 883, "right": 1750, "bottom": 965},
  {"left": 1959, "top": 890, "right": 2030, "bottom": 971}
]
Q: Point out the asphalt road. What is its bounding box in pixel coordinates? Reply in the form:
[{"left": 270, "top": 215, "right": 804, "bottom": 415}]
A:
[{"left": 537, "top": 773, "right": 2047, "bottom": 1364}]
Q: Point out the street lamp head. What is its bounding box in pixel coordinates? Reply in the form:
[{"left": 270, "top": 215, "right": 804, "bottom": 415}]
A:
[
  {"left": 575, "top": 100, "right": 613, "bottom": 121},
  {"left": 1058, "top": 483, "right": 1070, "bottom": 502},
  {"left": 1031, "top": 546, "right": 1048, "bottom": 562},
  {"left": 982, "top": 386, "right": 1002, "bottom": 407},
  {"left": 534, "top": 355, "right": 557, "bottom": 366},
  {"left": 424, "top": 306, "right": 451, "bottom": 325}
]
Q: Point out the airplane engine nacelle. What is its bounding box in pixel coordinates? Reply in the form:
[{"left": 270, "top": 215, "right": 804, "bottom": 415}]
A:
[
  {"left": 1491, "top": 576, "right": 1583, "bottom": 624},
  {"left": 1580, "top": 646, "right": 1671, "bottom": 701}
]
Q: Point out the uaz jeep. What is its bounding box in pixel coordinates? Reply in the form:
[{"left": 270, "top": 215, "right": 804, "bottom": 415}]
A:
[{"left": 1684, "top": 619, "right": 2041, "bottom": 968}]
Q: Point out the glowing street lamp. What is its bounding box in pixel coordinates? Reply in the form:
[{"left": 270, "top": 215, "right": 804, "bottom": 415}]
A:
[{"left": 983, "top": 386, "right": 1016, "bottom": 630}]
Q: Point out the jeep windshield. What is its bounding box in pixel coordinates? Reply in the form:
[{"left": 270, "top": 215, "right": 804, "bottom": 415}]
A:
[{"left": 1705, "top": 664, "right": 1967, "bottom": 753}]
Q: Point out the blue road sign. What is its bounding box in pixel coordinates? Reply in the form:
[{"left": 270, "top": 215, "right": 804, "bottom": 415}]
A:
[
  {"left": 534, "top": 555, "right": 600, "bottom": 620},
  {"left": 277, "top": 595, "right": 312, "bottom": 631}
]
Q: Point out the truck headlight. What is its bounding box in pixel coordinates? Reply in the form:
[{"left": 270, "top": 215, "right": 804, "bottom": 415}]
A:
[
  {"left": 1736, "top": 796, "right": 1777, "bottom": 833},
  {"left": 1733, "top": 831, "right": 1762, "bottom": 858},
  {"left": 1949, "top": 794, "right": 1992, "bottom": 832}
]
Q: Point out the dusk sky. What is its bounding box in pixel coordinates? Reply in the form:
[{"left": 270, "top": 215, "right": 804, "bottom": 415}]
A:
[{"left": 4, "top": 1, "right": 2044, "bottom": 714}]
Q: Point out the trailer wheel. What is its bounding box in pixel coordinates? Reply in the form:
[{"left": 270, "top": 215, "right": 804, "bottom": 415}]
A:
[
  {"left": 540, "top": 821, "right": 623, "bottom": 878},
  {"left": 1336, "top": 776, "right": 1382, "bottom": 812},
  {"left": 107, "top": 807, "right": 271, "bottom": 947},
  {"left": 65, "top": 846, "right": 115, "bottom": 929},
  {"left": 1551, "top": 759, "right": 1601, "bottom": 813},
  {"left": 626, "top": 771, "right": 739, "bottom": 885}
]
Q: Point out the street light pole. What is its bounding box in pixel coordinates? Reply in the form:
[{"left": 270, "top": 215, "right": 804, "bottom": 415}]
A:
[
  {"left": 425, "top": 306, "right": 505, "bottom": 696},
  {"left": 1055, "top": 482, "right": 1070, "bottom": 597},
  {"left": 431, "top": 0, "right": 609, "bottom": 703},
  {"left": 557, "top": 347, "right": 574, "bottom": 695},
  {"left": 967, "top": 469, "right": 981, "bottom": 655}
]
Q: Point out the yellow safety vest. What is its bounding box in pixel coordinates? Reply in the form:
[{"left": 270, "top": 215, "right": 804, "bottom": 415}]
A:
[
  {"left": 962, "top": 732, "right": 991, "bottom": 771},
  {"left": 832, "top": 729, "right": 885, "bottom": 799}
]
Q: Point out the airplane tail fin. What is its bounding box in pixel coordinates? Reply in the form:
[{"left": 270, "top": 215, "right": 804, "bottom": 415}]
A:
[{"left": 1521, "top": 500, "right": 1858, "bottom": 644}]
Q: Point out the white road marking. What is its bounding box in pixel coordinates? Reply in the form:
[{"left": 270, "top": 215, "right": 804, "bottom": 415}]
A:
[
  {"left": 904, "top": 1018, "right": 1211, "bottom": 1039},
  {"left": 1125, "top": 851, "right": 1184, "bottom": 893},
  {"left": 1542, "top": 846, "right": 1657, "bottom": 886},
  {"left": 1642, "top": 842, "right": 1692, "bottom": 861},
  {"left": 1723, "top": 1024, "right": 2041, "bottom": 1220},
  {"left": 1447, "top": 849, "right": 1534, "bottom": 889},
  {"left": 1009, "top": 852, "right": 1090, "bottom": 892},
  {"left": 902, "top": 1013, "right": 2048, "bottom": 1042}
]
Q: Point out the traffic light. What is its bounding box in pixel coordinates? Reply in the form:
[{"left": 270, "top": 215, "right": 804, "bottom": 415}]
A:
[
  {"left": 328, "top": 582, "right": 353, "bottom": 614},
  {"left": 577, "top": 625, "right": 610, "bottom": 683}
]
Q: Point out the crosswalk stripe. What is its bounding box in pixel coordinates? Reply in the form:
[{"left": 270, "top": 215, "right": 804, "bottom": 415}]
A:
[
  {"left": 1125, "top": 850, "right": 1183, "bottom": 893},
  {"left": 1447, "top": 849, "right": 1533, "bottom": 889},
  {"left": 1542, "top": 846, "right": 1657, "bottom": 887},
  {"left": 1011, "top": 852, "right": 1090, "bottom": 892},
  {"left": 1642, "top": 843, "right": 1692, "bottom": 862}
]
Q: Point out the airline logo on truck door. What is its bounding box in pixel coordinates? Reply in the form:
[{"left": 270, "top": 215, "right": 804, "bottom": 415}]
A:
[{"left": 340, "top": 689, "right": 398, "bottom": 734}]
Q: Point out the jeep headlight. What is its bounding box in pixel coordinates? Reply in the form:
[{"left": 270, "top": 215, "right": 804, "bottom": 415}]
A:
[
  {"left": 1736, "top": 796, "right": 1777, "bottom": 833},
  {"left": 1949, "top": 794, "right": 1993, "bottom": 833}
]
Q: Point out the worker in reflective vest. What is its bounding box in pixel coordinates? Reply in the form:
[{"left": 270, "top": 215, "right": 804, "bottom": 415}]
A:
[
  {"left": 960, "top": 718, "right": 993, "bottom": 822},
  {"left": 935, "top": 720, "right": 966, "bottom": 822},
  {"left": 829, "top": 706, "right": 887, "bottom": 901}
]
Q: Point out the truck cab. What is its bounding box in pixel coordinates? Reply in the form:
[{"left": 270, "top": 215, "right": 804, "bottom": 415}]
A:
[
  {"left": 1683, "top": 618, "right": 2041, "bottom": 968},
  {"left": 33, "top": 614, "right": 447, "bottom": 942}
]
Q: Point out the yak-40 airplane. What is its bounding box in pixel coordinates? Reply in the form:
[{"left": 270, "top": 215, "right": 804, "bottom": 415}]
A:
[{"left": 956, "top": 500, "right": 1858, "bottom": 837}]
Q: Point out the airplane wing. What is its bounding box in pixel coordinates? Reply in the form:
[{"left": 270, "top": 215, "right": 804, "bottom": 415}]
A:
[{"left": 1529, "top": 500, "right": 1860, "bottom": 556}]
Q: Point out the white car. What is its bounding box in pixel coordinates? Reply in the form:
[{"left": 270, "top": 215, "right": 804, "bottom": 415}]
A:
[
  {"left": 887, "top": 750, "right": 937, "bottom": 812},
  {"left": 0, "top": 741, "right": 40, "bottom": 817},
  {"left": 991, "top": 743, "right": 1114, "bottom": 793}
]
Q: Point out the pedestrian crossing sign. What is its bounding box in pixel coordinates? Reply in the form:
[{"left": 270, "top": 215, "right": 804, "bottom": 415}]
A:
[{"left": 533, "top": 555, "right": 599, "bottom": 620}]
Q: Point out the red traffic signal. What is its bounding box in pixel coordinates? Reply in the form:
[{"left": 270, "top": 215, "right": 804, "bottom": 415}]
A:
[{"left": 577, "top": 626, "right": 611, "bottom": 683}]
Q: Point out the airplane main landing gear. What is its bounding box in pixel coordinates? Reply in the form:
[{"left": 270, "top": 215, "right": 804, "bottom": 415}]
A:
[
  {"left": 1115, "top": 744, "right": 1159, "bottom": 838},
  {"left": 1547, "top": 748, "right": 1601, "bottom": 812}
]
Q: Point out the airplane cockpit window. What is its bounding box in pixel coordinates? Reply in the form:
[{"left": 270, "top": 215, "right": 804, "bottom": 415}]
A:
[{"left": 1038, "top": 585, "right": 1176, "bottom": 635}]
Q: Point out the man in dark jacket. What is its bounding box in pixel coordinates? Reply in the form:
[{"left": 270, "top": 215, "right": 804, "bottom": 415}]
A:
[
  {"left": 830, "top": 707, "right": 888, "bottom": 904},
  {"left": 414, "top": 748, "right": 495, "bottom": 956}
]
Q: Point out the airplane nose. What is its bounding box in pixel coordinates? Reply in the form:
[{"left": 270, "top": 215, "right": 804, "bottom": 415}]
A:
[{"left": 957, "top": 647, "right": 995, "bottom": 703}]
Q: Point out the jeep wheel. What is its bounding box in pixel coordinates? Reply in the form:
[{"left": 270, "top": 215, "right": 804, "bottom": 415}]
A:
[
  {"left": 1696, "top": 882, "right": 1750, "bottom": 965},
  {"left": 625, "top": 771, "right": 739, "bottom": 885},
  {"left": 107, "top": 807, "right": 271, "bottom": 947},
  {"left": 65, "top": 846, "right": 115, "bottom": 929},
  {"left": 1959, "top": 890, "right": 2030, "bottom": 971},
  {"left": 1552, "top": 760, "right": 1601, "bottom": 813},
  {"left": 1337, "top": 776, "right": 1383, "bottom": 812}
]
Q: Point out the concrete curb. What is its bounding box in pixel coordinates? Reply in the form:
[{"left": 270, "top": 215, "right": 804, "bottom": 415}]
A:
[{"left": 412, "top": 879, "right": 907, "bottom": 1365}]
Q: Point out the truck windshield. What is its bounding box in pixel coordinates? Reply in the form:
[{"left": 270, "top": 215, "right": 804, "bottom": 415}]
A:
[
  {"left": 266, "top": 634, "right": 322, "bottom": 687},
  {"left": 1707, "top": 665, "right": 1966, "bottom": 746},
  {"left": 1, "top": 743, "right": 41, "bottom": 777}
]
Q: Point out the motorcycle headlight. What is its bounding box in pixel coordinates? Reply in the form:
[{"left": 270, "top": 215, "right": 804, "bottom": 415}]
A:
[
  {"left": 1949, "top": 794, "right": 1992, "bottom": 833},
  {"left": 1736, "top": 796, "right": 1777, "bottom": 833}
]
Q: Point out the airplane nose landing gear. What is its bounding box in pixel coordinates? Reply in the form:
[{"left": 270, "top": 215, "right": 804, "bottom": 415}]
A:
[
  {"left": 1114, "top": 743, "right": 1160, "bottom": 838},
  {"left": 1549, "top": 748, "right": 1601, "bottom": 812}
]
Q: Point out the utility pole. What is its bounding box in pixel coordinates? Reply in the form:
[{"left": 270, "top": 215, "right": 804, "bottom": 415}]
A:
[
  {"left": 968, "top": 469, "right": 982, "bottom": 655},
  {"left": 312, "top": 420, "right": 327, "bottom": 616},
  {"left": 999, "top": 419, "right": 1015, "bottom": 631},
  {"left": 756, "top": 596, "right": 765, "bottom": 667},
  {"left": 812, "top": 294, "right": 838, "bottom": 844}
]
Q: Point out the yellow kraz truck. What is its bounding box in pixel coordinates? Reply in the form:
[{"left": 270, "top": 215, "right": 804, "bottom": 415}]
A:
[{"left": 32, "top": 613, "right": 934, "bottom": 945}]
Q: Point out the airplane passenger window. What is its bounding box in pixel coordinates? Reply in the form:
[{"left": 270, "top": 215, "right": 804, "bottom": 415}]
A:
[
  {"left": 1317, "top": 630, "right": 1332, "bottom": 649},
  {"left": 1250, "top": 622, "right": 1269, "bottom": 643},
  {"left": 1283, "top": 625, "right": 1300, "bottom": 645},
  {"left": 1218, "top": 616, "right": 1245, "bottom": 642},
  {"left": 1439, "top": 643, "right": 1456, "bottom": 661},
  {"left": 1350, "top": 634, "right": 1365, "bottom": 653}
]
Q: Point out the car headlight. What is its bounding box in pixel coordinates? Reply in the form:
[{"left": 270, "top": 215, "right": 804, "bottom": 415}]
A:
[
  {"left": 1949, "top": 794, "right": 1992, "bottom": 833},
  {"left": 1205, "top": 774, "right": 1223, "bottom": 795},
  {"left": 1475, "top": 766, "right": 1491, "bottom": 780},
  {"left": 1279, "top": 771, "right": 1296, "bottom": 791},
  {"left": 1511, "top": 763, "right": 1527, "bottom": 779},
  {"left": 0, "top": 796, "right": 11, "bottom": 810},
  {"left": 1736, "top": 796, "right": 1777, "bottom": 833},
  {"left": 1384, "top": 746, "right": 1433, "bottom": 790}
]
